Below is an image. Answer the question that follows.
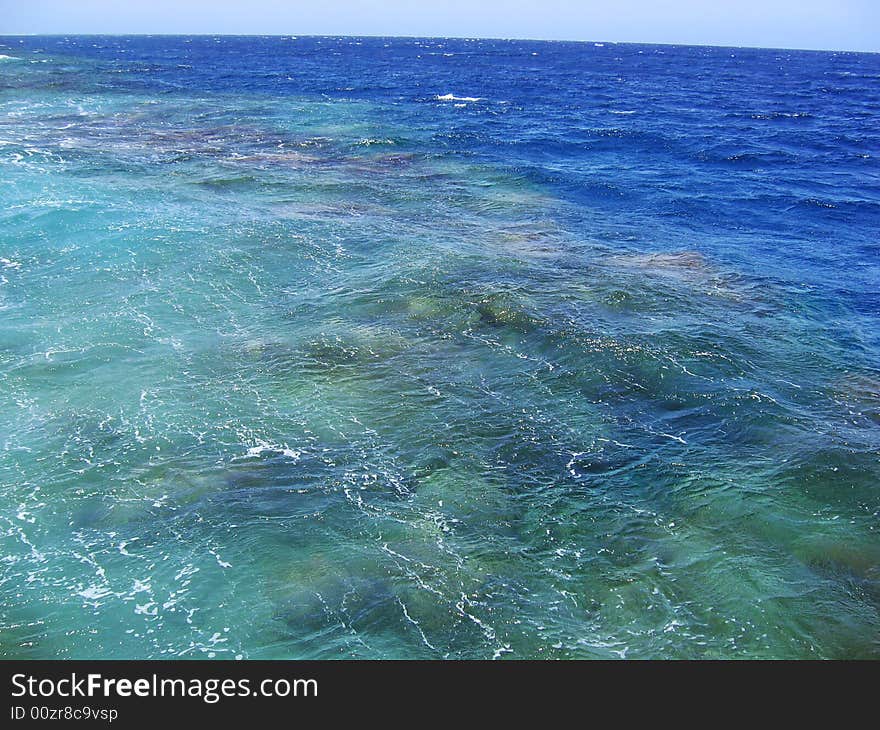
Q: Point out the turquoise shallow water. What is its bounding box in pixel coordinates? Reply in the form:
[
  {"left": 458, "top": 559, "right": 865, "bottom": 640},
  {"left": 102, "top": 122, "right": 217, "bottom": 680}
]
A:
[{"left": 1, "top": 37, "right": 879, "bottom": 659}]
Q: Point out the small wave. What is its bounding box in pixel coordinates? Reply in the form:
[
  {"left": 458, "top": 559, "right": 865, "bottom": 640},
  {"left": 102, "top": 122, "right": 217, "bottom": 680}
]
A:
[
  {"left": 436, "top": 93, "right": 483, "bottom": 102},
  {"left": 798, "top": 197, "right": 837, "bottom": 209},
  {"left": 610, "top": 110, "right": 635, "bottom": 115},
  {"left": 0, "top": 54, "right": 22, "bottom": 62},
  {"left": 356, "top": 138, "right": 395, "bottom": 146},
  {"left": 751, "top": 111, "right": 812, "bottom": 120}
]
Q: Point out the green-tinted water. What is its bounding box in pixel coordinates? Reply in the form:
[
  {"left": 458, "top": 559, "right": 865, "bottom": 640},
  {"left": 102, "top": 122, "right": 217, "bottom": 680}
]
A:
[{"left": 1, "top": 38, "right": 879, "bottom": 659}]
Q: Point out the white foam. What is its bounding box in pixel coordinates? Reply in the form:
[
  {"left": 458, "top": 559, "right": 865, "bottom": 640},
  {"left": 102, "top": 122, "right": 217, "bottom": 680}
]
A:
[
  {"left": 134, "top": 601, "right": 158, "bottom": 616},
  {"left": 209, "top": 548, "right": 231, "bottom": 569},
  {"left": 0, "top": 55, "right": 22, "bottom": 62},
  {"left": 131, "top": 578, "right": 151, "bottom": 594},
  {"left": 243, "top": 440, "right": 301, "bottom": 461},
  {"left": 357, "top": 138, "right": 395, "bottom": 146},
  {"left": 436, "top": 93, "right": 483, "bottom": 103},
  {"left": 79, "top": 585, "right": 112, "bottom": 601}
]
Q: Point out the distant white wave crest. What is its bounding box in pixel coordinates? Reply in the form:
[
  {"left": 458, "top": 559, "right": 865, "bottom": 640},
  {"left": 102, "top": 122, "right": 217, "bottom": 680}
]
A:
[{"left": 436, "top": 93, "right": 483, "bottom": 102}]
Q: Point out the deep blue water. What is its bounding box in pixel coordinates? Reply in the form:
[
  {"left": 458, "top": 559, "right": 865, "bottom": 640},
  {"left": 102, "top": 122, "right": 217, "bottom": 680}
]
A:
[{"left": 1, "top": 36, "right": 878, "bottom": 658}]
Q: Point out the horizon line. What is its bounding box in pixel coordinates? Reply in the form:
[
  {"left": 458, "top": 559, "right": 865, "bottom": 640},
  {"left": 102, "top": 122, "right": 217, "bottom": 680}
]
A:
[{"left": 0, "top": 33, "right": 877, "bottom": 56}]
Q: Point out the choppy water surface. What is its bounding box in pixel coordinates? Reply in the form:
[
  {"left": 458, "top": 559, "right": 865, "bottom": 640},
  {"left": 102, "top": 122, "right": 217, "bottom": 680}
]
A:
[{"left": 1, "top": 36, "right": 879, "bottom": 659}]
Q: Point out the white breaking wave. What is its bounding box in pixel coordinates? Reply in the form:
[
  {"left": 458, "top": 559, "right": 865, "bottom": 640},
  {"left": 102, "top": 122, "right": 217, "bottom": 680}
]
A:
[
  {"left": 0, "top": 55, "right": 21, "bottom": 61},
  {"left": 240, "top": 441, "right": 301, "bottom": 461},
  {"left": 436, "top": 93, "right": 483, "bottom": 102}
]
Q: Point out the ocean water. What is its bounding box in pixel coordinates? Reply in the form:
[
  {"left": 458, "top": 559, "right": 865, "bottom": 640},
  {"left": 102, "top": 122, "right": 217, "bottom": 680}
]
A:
[{"left": 1, "top": 35, "right": 878, "bottom": 659}]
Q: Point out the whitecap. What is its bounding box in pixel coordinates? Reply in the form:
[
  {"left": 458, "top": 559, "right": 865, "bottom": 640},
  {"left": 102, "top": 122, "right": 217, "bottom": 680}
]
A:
[
  {"left": 436, "top": 93, "right": 483, "bottom": 103},
  {"left": 131, "top": 578, "right": 151, "bottom": 594},
  {"left": 242, "top": 440, "right": 301, "bottom": 461},
  {"left": 356, "top": 138, "right": 395, "bottom": 146},
  {"left": 134, "top": 601, "right": 158, "bottom": 616},
  {"left": 79, "top": 585, "right": 112, "bottom": 601},
  {"left": 0, "top": 55, "right": 22, "bottom": 62}
]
